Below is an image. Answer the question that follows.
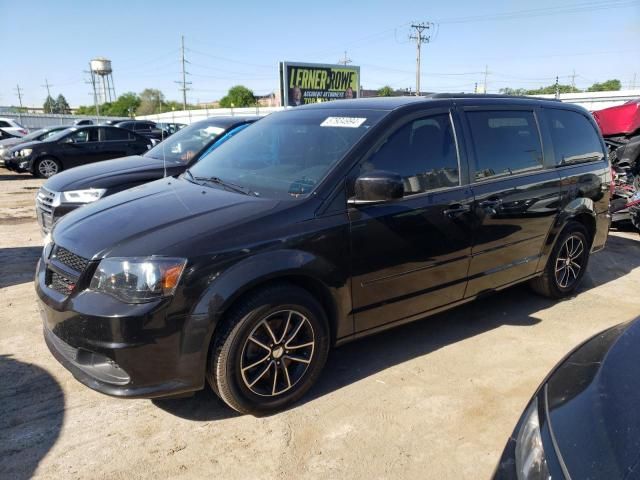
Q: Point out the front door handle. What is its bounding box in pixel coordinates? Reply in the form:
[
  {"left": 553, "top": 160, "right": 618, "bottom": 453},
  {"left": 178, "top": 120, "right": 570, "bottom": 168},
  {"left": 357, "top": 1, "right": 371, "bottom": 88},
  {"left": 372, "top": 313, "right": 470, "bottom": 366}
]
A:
[{"left": 443, "top": 204, "right": 471, "bottom": 217}]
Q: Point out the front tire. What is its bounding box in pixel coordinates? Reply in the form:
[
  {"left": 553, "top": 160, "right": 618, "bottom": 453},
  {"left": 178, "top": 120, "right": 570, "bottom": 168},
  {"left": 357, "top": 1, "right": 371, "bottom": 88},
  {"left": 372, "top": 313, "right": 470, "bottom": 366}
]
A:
[
  {"left": 208, "top": 283, "right": 329, "bottom": 415},
  {"left": 530, "top": 222, "right": 590, "bottom": 298},
  {"left": 34, "top": 157, "right": 61, "bottom": 178}
]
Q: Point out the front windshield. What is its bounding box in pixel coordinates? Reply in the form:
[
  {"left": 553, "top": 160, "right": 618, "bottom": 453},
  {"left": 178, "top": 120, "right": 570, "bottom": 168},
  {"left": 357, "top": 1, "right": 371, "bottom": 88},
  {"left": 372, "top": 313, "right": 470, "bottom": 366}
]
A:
[
  {"left": 21, "top": 129, "right": 48, "bottom": 141},
  {"left": 145, "top": 121, "right": 226, "bottom": 163},
  {"left": 188, "top": 108, "right": 385, "bottom": 199}
]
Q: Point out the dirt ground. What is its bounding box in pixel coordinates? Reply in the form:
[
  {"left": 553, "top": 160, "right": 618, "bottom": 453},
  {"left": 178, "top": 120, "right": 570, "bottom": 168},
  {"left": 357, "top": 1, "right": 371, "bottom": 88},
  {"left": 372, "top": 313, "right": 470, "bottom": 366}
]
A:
[{"left": 1, "top": 170, "right": 639, "bottom": 480}]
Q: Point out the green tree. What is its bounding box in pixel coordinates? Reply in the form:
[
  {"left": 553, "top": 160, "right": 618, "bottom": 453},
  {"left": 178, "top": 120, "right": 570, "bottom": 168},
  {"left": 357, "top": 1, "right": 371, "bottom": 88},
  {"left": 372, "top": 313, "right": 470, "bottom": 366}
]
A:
[
  {"left": 219, "top": 85, "right": 255, "bottom": 108},
  {"left": 587, "top": 79, "right": 621, "bottom": 92},
  {"left": 136, "top": 88, "right": 166, "bottom": 115},
  {"left": 103, "top": 92, "right": 140, "bottom": 117},
  {"left": 55, "top": 94, "right": 71, "bottom": 114},
  {"left": 499, "top": 87, "right": 528, "bottom": 96},
  {"left": 43, "top": 95, "right": 56, "bottom": 114},
  {"left": 377, "top": 85, "right": 394, "bottom": 97},
  {"left": 525, "top": 84, "right": 581, "bottom": 95}
]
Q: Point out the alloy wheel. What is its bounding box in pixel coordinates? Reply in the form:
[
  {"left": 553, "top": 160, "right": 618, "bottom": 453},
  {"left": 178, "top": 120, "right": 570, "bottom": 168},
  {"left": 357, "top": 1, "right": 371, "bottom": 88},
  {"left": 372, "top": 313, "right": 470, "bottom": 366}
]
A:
[
  {"left": 240, "top": 309, "right": 315, "bottom": 397},
  {"left": 554, "top": 234, "right": 585, "bottom": 289},
  {"left": 38, "top": 159, "right": 59, "bottom": 177}
]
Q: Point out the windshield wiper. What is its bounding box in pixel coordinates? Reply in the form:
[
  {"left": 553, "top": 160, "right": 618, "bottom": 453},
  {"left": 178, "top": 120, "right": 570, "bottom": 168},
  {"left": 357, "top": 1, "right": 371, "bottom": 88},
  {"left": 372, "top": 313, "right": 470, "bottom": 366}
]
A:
[{"left": 192, "top": 175, "right": 257, "bottom": 196}]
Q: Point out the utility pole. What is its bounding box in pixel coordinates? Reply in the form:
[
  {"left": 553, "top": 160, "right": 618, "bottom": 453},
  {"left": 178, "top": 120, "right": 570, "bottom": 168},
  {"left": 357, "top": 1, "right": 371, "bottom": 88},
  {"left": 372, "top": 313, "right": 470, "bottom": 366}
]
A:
[
  {"left": 41, "top": 78, "right": 53, "bottom": 112},
  {"left": 175, "top": 35, "right": 192, "bottom": 111},
  {"left": 570, "top": 70, "right": 576, "bottom": 92},
  {"left": 338, "top": 51, "right": 352, "bottom": 66},
  {"left": 14, "top": 84, "right": 24, "bottom": 124},
  {"left": 409, "top": 22, "right": 432, "bottom": 96},
  {"left": 631, "top": 73, "right": 637, "bottom": 90},
  {"left": 483, "top": 65, "right": 489, "bottom": 94},
  {"left": 554, "top": 76, "right": 560, "bottom": 100}
]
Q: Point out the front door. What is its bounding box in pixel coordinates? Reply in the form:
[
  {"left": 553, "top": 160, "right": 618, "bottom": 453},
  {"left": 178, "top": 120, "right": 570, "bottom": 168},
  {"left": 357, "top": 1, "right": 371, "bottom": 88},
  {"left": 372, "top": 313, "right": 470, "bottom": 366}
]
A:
[
  {"left": 460, "top": 107, "right": 561, "bottom": 296},
  {"left": 349, "top": 110, "right": 475, "bottom": 334},
  {"left": 58, "top": 128, "right": 100, "bottom": 168}
]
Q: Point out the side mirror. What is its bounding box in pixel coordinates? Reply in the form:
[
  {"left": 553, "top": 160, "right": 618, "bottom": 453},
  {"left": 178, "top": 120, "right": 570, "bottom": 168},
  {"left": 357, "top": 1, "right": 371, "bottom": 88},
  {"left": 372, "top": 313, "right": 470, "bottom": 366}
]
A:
[
  {"left": 348, "top": 170, "right": 404, "bottom": 205},
  {"left": 63, "top": 137, "right": 74, "bottom": 144}
]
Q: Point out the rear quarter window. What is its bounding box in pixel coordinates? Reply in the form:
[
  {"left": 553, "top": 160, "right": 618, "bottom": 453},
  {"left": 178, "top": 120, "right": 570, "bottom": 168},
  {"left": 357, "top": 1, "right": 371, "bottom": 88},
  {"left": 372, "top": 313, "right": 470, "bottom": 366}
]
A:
[{"left": 544, "top": 108, "right": 605, "bottom": 165}]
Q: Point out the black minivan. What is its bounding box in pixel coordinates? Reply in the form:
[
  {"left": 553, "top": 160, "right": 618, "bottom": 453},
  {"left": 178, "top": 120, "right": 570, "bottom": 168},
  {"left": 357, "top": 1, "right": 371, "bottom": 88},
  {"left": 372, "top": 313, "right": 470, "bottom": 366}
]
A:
[{"left": 37, "top": 95, "right": 610, "bottom": 414}]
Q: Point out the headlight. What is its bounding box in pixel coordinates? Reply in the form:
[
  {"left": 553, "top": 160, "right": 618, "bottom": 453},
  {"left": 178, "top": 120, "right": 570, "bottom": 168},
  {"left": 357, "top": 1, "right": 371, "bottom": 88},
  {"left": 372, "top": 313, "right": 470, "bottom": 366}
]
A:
[
  {"left": 515, "top": 398, "right": 550, "bottom": 480},
  {"left": 62, "top": 188, "right": 107, "bottom": 204},
  {"left": 18, "top": 148, "right": 32, "bottom": 157},
  {"left": 90, "top": 257, "right": 187, "bottom": 303}
]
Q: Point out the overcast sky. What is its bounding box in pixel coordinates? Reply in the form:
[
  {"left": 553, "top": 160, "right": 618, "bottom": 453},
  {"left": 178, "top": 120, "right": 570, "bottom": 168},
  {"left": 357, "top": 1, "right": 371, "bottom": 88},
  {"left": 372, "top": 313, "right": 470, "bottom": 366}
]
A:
[{"left": 1, "top": 0, "right": 639, "bottom": 107}]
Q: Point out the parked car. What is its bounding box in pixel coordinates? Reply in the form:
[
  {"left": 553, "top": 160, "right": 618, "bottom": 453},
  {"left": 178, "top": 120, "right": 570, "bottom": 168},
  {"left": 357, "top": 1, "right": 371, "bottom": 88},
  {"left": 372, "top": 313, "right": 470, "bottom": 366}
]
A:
[
  {"left": 4, "top": 125, "right": 152, "bottom": 178},
  {"left": 0, "top": 126, "right": 71, "bottom": 165},
  {"left": 0, "top": 117, "right": 29, "bottom": 137},
  {"left": 35, "top": 116, "right": 259, "bottom": 234},
  {"left": 0, "top": 128, "right": 19, "bottom": 140},
  {"left": 73, "top": 119, "right": 94, "bottom": 126},
  {"left": 593, "top": 99, "right": 640, "bottom": 227},
  {"left": 156, "top": 122, "right": 187, "bottom": 135},
  {"left": 37, "top": 95, "right": 610, "bottom": 415},
  {"left": 494, "top": 318, "right": 640, "bottom": 479},
  {"left": 114, "top": 120, "right": 169, "bottom": 142}
]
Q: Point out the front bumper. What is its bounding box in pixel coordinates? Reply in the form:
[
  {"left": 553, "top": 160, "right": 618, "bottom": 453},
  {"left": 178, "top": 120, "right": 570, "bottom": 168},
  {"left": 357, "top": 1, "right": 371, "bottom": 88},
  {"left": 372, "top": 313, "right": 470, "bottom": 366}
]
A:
[
  {"left": 3, "top": 155, "right": 32, "bottom": 172},
  {"left": 36, "top": 254, "right": 210, "bottom": 399}
]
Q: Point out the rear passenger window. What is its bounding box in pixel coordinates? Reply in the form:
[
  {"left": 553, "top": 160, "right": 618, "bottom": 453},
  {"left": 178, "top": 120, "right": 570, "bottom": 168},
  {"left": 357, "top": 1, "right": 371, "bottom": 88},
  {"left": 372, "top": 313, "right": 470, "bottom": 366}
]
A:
[
  {"left": 0, "top": 121, "right": 10, "bottom": 128},
  {"left": 362, "top": 113, "right": 459, "bottom": 195},
  {"left": 467, "top": 110, "right": 543, "bottom": 181},
  {"left": 105, "top": 128, "right": 130, "bottom": 141},
  {"left": 544, "top": 109, "right": 604, "bottom": 165}
]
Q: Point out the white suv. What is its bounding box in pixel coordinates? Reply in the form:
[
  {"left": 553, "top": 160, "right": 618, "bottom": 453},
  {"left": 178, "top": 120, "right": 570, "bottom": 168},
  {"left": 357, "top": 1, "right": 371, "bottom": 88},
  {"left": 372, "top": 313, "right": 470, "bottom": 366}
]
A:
[{"left": 0, "top": 117, "right": 28, "bottom": 137}]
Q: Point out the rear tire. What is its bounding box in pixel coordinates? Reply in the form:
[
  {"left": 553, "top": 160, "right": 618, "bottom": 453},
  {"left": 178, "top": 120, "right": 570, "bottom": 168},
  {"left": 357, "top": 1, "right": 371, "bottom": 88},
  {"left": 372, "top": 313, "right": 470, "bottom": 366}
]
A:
[
  {"left": 530, "top": 222, "right": 590, "bottom": 298},
  {"left": 207, "top": 283, "right": 329, "bottom": 415},
  {"left": 34, "top": 157, "right": 61, "bottom": 178}
]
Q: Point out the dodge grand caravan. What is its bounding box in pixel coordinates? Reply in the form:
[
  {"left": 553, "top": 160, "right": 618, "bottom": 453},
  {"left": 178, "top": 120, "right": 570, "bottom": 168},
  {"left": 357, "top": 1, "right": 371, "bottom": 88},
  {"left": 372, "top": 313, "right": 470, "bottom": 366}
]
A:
[{"left": 37, "top": 95, "right": 610, "bottom": 414}]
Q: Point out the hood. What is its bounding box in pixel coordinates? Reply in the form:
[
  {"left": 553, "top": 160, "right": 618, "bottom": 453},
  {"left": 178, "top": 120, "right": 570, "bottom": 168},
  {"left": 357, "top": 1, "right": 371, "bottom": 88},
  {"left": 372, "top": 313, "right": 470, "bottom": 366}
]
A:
[
  {"left": 0, "top": 138, "right": 23, "bottom": 149},
  {"left": 8, "top": 140, "right": 42, "bottom": 152},
  {"left": 592, "top": 100, "right": 640, "bottom": 137},
  {"left": 44, "top": 155, "right": 183, "bottom": 191},
  {"left": 545, "top": 319, "right": 640, "bottom": 478},
  {"left": 52, "top": 176, "right": 281, "bottom": 260}
]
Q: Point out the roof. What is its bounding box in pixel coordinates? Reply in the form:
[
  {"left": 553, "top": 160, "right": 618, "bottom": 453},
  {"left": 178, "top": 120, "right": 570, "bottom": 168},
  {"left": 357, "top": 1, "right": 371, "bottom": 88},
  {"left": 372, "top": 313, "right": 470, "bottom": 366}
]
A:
[{"left": 293, "top": 93, "right": 567, "bottom": 112}]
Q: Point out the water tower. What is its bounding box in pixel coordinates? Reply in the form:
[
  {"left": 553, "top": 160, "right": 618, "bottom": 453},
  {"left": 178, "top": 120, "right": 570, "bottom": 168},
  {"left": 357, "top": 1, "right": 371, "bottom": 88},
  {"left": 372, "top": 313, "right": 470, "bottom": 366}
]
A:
[{"left": 90, "top": 57, "right": 116, "bottom": 103}]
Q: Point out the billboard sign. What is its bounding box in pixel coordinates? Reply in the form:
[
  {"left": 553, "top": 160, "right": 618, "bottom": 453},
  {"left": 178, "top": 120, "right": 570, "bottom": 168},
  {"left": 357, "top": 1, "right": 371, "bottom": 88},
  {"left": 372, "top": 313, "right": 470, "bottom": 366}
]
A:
[{"left": 279, "top": 61, "right": 360, "bottom": 107}]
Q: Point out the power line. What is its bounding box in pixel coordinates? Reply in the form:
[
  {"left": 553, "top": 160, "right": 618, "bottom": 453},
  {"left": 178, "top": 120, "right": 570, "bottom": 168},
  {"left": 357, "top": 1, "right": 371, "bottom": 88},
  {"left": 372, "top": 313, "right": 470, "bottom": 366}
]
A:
[
  {"left": 435, "top": 0, "right": 638, "bottom": 24},
  {"left": 409, "top": 22, "right": 433, "bottom": 96}
]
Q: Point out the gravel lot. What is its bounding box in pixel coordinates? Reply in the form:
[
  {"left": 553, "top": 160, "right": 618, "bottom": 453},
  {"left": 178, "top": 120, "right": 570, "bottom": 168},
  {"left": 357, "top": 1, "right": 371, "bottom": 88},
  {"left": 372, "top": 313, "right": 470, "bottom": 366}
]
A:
[{"left": 1, "top": 170, "right": 639, "bottom": 480}]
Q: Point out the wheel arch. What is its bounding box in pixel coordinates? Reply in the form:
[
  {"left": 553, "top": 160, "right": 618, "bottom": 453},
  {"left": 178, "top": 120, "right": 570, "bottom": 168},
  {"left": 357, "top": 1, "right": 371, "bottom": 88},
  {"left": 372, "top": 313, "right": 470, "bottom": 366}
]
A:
[
  {"left": 193, "top": 249, "right": 347, "bottom": 379},
  {"left": 31, "top": 153, "right": 62, "bottom": 174}
]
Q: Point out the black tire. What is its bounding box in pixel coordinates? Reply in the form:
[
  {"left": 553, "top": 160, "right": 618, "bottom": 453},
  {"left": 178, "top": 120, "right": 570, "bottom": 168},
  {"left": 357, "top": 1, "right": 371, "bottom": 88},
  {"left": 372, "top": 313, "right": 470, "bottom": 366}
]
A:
[
  {"left": 530, "top": 222, "right": 590, "bottom": 298},
  {"left": 34, "top": 157, "right": 61, "bottom": 178},
  {"left": 207, "top": 283, "right": 330, "bottom": 415}
]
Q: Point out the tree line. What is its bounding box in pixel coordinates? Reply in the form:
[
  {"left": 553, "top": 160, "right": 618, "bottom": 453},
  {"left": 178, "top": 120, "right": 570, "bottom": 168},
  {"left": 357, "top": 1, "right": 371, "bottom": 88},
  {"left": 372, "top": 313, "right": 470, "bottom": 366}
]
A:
[
  {"left": 75, "top": 85, "right": 258, "bottom": 117},
  {"left": 499, "top": 79, "right": 622, "bottom": 96}
]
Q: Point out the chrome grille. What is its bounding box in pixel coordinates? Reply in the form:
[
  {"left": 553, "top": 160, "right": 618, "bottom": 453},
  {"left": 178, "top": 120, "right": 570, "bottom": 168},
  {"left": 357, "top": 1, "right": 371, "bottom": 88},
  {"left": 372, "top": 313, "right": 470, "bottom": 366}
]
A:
[
  {"left": 36, "top": 187, "right": 59, "bottom": 234},
  {"left": 54, "top": 247, "right": 89, "bottom": 273}
]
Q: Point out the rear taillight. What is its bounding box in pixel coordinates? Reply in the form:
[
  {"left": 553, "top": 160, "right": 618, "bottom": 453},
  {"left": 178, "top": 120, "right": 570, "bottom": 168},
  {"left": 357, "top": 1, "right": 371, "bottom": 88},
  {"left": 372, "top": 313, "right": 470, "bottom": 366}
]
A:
[{"left": 19, "top": 129, "right": 28, "bottom": 135}]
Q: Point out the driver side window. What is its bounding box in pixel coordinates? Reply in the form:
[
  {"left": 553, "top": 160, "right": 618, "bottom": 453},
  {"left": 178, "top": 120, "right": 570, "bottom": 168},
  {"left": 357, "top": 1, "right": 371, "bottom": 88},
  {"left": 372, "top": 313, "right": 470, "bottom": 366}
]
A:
[{"left": 361, "top": 113, "right": 460, "bottom": 195}]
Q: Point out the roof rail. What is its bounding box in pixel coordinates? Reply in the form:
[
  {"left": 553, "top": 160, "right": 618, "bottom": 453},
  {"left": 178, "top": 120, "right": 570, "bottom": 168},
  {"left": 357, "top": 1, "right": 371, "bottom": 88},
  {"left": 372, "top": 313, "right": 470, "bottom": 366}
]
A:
[{"left": 427, "top": 93, "right": 562, "bottom": 102}]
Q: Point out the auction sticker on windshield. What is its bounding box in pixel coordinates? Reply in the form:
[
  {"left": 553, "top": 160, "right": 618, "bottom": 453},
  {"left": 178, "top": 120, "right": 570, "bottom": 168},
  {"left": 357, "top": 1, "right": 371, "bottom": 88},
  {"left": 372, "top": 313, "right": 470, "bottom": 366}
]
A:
[{"left": 320, "top": 117, "right": 367, "bottom": 128}]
